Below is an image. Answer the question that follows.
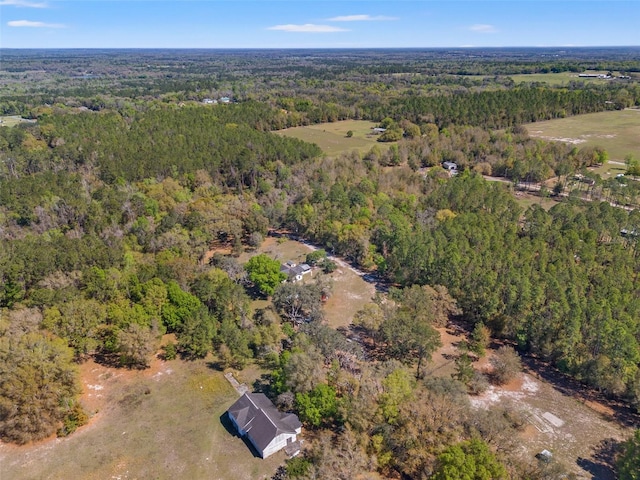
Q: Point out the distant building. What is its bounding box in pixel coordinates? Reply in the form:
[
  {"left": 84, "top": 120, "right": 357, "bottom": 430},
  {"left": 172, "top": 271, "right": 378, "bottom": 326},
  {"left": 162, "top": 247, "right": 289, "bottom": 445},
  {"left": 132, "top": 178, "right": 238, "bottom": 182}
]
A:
[
  {"left": 219, "top": 96, "right": 231, "bottom": 104},
  {"left": 578, "top": 73, "right": 611, "bottom": 79},
  {"left": 227, "top": 392, "right": 302, "bottom": 459},
  {"left": 372, "top": 127, "right": 387, "bottom": 134}
]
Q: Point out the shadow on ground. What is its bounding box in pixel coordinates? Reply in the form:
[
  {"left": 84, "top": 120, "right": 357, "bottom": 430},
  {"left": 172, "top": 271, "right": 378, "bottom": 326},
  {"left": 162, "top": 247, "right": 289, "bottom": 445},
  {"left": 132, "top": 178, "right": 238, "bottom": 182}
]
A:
[{"left": 219, "top": 411, "right": 262, "bottom": 459}]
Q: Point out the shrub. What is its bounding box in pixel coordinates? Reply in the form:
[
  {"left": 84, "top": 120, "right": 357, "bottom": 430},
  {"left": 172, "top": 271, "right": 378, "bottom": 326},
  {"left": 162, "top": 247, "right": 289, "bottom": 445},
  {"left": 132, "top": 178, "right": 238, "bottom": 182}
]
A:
[
  {"left": 320, "top": 259, "right": 337, "bottom": 274},
  {"left": 286, "top": 456, "right": 312, "bottom": 478},
  {"left": 57, "top": 403, "right": 89, "bottom": 437},
  {"left": 489, "top": 346, "right": 522, "bottom": 385},
  {"left": 468, "top": 371, "right": 490, "bottom": 395},
  {"left": 163, "top": 342, "right": 177, "bottom": 360},
  {"left": 305, "top": 249, "right": 327, "bottom": 266}
]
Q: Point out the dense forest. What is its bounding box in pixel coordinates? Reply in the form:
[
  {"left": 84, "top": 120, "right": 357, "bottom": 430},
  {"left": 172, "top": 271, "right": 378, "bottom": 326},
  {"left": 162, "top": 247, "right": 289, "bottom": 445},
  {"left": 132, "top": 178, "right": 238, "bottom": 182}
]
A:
[{"left": 1, "top": 48, "right": 640, "bottom": 479}]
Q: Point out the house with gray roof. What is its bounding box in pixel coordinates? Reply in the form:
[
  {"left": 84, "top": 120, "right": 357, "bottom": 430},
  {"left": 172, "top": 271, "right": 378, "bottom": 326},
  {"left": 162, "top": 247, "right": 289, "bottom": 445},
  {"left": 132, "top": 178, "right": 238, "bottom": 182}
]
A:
[
  {"left": 227, "top": 392, "right": 302, "bottom": 458},
  {"left": 280, "top": 261, "right": 311, "bottom": 282}
]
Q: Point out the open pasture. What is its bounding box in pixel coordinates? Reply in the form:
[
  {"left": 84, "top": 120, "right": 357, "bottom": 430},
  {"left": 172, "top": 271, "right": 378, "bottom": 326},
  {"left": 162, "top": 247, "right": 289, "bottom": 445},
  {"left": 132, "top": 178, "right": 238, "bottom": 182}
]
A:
[
  {"left": 0, "top": 357, "right": 282, "bottom": 480},
  {"left": 276, "top": 120, "right": 393, "bottom": 156},
  {"left": 526, "top": 109, "right": 640, "bottom": 175}
]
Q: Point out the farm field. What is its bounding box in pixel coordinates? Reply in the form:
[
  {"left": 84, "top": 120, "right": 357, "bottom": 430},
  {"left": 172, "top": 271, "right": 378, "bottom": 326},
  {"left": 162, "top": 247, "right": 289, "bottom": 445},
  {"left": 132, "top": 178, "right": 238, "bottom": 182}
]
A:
[
  {"left": 0, "top": 356, "right": 283, "bottom": 480},
  {"left": 275, "top": 120, "right": 393, "bottom": 156},
  {"left": 526, "top": 109, "right": 640, "bottom": 174},
  {"left": 508, "top": 71, "right": 619, "bottom": 86}
]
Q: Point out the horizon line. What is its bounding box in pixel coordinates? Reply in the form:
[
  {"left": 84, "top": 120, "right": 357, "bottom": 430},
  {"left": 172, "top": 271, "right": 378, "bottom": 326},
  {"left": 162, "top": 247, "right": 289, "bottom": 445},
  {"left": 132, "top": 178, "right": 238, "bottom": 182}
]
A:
[{"left": 2, "top": 45, "right": 640, "bottom": 50}]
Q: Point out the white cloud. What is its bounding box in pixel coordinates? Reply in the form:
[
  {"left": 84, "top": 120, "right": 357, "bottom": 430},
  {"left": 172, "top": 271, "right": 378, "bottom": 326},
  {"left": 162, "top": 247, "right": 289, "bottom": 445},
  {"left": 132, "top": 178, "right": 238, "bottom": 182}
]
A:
[
  {"left": 0, "top": 0, "right": 48, "bottom": 8},
  {"left": 327, "top": 14, "right": 398, "bottom": 22},
  {"left": 268, "top": 24, "right": 348, "bottom": 33},
  {"left": 7, "top": 19, "right": 65, "bottom": 28},
  {"left": 469, "top": 24, "right": 497, "bottom": 33}
]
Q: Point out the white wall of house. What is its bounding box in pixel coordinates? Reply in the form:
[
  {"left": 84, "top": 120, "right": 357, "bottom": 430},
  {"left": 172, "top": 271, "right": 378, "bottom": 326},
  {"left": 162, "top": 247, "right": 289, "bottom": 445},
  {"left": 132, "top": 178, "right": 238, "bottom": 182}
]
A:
[{"left": 260, "top": 432, "right": 297, "bottom": 458}]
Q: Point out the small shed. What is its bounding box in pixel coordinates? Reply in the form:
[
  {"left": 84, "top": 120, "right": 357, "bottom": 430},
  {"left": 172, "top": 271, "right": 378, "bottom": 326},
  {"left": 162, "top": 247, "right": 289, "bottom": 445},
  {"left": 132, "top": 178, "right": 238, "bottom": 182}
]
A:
[{"left": 442, "top": 161, "right": 458, "bottom": 171}]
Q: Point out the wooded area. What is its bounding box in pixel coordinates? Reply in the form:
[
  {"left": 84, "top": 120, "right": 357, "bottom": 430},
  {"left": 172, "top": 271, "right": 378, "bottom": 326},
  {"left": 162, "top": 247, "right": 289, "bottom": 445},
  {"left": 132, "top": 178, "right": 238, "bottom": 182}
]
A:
[{"left": 1, "top": 48, "right": 640, "bottom": 479}]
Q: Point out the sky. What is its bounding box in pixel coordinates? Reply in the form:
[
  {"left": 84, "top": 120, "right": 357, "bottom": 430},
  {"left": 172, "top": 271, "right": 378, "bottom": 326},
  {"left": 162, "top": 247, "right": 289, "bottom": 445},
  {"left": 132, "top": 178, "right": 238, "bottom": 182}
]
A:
[{"left": 1, "top": 0, "right": 638, "bottom": 49}]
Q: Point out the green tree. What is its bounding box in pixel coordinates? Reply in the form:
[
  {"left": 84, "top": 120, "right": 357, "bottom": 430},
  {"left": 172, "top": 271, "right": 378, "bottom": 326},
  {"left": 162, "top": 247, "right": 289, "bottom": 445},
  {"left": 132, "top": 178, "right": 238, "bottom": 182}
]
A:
[
  {"left": 177, "top": 306, "right": 217, "bottom": 358},
  {"left": 378, "top": 128, "right": 403, "bottom": 143},
  {"left": 379, "top": 368, "right": 415, "bottom": 424},
  {"left": 454, "top": 353, "right": 475, "bottom": 385},
  {"left": 617, "top": 429, "right": 640, "bottom": 480},
  {"left": 305, "top": 249, "right": 327, "bottom": 266},
  {"left": 43, "top": 299, "right": 106, "bottom": 359},
  {"left": 272, "top": 282, "right": 322, "bottom": 323},
  {"left": 162, "top": 281, "right": 202, "bottom": 332},
  {"left": 295, "top": 383, "right": 339, "bottom": 427},
  {"left": 117, "top": 323, "right": 159, "bottom": 369},
  {"left": 380, "top": 308, "right": 441, "bottom": 378},
  {"left": 433, "top": 438, "right": 508, "bottom": 480},
  {"left": 244, "top": 254, "right": 287, "bottom": 297},
  {"left": 470, "top": 322, "right": 491, "bottom": 357}
]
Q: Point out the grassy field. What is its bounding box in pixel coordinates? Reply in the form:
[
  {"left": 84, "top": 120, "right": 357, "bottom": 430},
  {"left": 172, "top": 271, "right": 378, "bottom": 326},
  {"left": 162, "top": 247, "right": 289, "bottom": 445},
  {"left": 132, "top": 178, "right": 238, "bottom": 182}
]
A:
[
  {"left": 0, "top": 115, "right": 36, "bottom": 127},
  {"left": 276, "top": 120, "right": 393, "bottom": 156},
  {"left": 508, "top": 72, "right": 616, "bottom": 86},
  {"left": 513, "top": 192, "right": 559, "bottom": 211},
  {"left": 526, "top": 109, "right": 640, "bottom": 175},
  {"left": 0, "top": 358, "right": 283, "bottom": 480}
]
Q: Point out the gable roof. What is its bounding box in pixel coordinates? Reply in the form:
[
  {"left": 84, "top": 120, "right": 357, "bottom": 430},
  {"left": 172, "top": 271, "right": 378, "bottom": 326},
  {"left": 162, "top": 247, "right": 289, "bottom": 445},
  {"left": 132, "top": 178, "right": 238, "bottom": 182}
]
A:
[
  {"left": 280, "top": 262, "right": 311, "bottom": 278},
  {"left": 227, "top": 393, "right": 302, "bottom": 451}
]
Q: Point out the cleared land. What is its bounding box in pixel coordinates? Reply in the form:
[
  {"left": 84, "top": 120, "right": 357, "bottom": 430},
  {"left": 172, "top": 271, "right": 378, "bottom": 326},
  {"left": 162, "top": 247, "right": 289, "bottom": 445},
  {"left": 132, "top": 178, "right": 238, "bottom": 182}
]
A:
[
  {"left": 509, "top": 72, "right": 618, "bottom": 86},
  {"left": 0, "top": 356, "right": 283, "bottom": 480},
  {"left": 526, "top": 109, "right": 640, "bottom": 175},
  {"left": 0, "top": 115, "right": 36, "bottom": 127},
  {"left": 276, "top": 120, "right": 393, "bottom": 156},
  {"left": 427, "top": 326, "right": 633, "bottom": 479}
]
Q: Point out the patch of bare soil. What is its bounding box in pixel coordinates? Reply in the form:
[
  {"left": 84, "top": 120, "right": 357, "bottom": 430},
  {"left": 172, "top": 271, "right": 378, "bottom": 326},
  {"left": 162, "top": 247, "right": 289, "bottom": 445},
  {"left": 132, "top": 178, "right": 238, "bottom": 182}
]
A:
[
  {"left": 427, "top": 329, "right": 635, "bottom": 479},
  {"left": 469, "top": 367, "right": 634, "bottom": 479}
]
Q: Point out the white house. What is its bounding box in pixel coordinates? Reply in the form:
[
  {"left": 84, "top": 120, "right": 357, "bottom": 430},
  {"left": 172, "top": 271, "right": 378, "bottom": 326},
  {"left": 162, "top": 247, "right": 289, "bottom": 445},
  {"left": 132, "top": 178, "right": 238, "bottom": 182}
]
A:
[{"left": 227, "top": 392, "right": 302, "bottom": 459}]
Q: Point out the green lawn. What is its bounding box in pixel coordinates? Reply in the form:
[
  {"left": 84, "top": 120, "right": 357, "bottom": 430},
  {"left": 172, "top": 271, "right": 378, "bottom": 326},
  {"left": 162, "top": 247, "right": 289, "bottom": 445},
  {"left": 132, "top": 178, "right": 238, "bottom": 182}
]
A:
[
  {"left": 276, "top": 120, "right": 393, "bottom": 156},
  {"left": 526, "top": 109, "right": 640, "bottom": 175}
]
